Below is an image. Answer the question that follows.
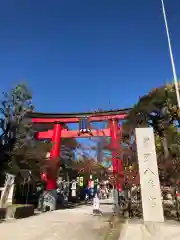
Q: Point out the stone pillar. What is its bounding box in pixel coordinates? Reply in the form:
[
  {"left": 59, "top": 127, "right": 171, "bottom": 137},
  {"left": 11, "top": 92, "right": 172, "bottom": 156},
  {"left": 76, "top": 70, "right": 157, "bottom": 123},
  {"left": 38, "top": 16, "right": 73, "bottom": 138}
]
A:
[{"left": 135, "top": 127, "right": 164, "bottom": 223}]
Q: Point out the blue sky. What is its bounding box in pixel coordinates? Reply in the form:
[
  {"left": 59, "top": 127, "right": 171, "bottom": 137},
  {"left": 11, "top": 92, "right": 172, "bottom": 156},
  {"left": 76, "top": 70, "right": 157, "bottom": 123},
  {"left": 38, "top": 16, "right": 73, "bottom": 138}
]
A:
[{"left": 0, "top": 0, "right": 180, "bottom": 114}]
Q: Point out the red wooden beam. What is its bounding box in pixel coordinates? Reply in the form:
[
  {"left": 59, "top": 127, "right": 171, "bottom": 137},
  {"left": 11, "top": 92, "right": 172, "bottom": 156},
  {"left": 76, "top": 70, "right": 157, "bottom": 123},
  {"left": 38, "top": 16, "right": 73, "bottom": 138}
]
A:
[
  {"left": 36, "top": 128, "right": 111, "bottom": 139},
  {"left": 32, "top": 114, "right": 127, "bottom": 124}
]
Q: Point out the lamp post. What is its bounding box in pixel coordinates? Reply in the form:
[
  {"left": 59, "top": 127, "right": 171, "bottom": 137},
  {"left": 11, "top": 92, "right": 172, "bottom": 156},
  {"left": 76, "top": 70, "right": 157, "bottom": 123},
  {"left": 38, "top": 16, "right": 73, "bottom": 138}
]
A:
[{"left": 161, "top": 0, "right": 180, "bottom": 108}]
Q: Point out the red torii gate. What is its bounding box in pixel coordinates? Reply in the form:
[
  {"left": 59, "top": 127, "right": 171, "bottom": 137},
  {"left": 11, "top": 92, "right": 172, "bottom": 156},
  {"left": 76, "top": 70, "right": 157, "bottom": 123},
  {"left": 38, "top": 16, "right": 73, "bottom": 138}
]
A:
[{"left": 27, "top": 108, "right": 130, "bottom": 191}]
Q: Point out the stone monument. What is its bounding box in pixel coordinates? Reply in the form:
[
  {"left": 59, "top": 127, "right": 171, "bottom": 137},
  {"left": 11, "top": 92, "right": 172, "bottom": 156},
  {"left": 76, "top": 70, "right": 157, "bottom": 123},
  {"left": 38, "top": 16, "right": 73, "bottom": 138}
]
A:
[
  {"left": 0, "top": 173, "right": 15, "bottom": 207},
  {"left": 135, "top": 127, "right": 164, "bottom": 223},
  {"left": 118, "top": 128, "right": 180, "bottom": 240},
  {"left": 38, "top": 190, "right": 57, "bottom": 211}
]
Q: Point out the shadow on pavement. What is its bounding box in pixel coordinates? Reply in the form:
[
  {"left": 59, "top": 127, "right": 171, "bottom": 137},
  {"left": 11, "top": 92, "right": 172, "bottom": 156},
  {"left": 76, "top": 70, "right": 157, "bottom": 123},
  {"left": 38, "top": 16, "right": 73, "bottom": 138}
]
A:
[
  {"left": 100, "top": 202, "right": 114, "bottom": 206},
  {"left": 57, "top": 201, "right": 92, "bottom": 210}
]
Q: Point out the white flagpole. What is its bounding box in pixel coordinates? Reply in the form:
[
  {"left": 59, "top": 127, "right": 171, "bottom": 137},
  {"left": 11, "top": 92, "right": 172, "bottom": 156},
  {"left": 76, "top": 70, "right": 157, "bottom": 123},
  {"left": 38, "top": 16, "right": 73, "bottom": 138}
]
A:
[{"left": 161, "top": 0, "right": 180, "bottom": 108}]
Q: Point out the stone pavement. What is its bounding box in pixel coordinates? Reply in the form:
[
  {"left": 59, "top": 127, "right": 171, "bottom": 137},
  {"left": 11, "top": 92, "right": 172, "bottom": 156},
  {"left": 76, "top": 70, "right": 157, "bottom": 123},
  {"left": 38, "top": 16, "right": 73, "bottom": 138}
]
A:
[
  {"left": 0, "top": 199, "right": 118, "bottom": 240},
  {"left": 118, "top": 220, "right": 180, "bottom": 240}
]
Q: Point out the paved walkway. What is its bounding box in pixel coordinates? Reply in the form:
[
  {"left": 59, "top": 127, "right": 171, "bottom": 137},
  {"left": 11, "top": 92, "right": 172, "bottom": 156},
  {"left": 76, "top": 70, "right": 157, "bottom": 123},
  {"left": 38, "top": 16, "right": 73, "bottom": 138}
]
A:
[
  {"left": 118, "top": 220, "right": 180, "bottom": 240},
  {"left": 0, "top": 200, "right": 117, "bottom": 240}
]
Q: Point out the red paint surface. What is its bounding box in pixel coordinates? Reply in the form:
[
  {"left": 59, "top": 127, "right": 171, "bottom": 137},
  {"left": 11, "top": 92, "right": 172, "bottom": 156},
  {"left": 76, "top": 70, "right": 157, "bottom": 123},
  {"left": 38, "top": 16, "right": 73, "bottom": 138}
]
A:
[
  {"left": 117, "top": 127, "right": 122, "bottom": 174},
  {"left": 109, "top": 119, "right": 122, "bottom": 191},
  {"left": 109, "top": 119, "right": 118, "bottom": 174},
  {"left": 32, "top": 114, "right": 127, "bottom": 124},
  {"left": 36, "top": 128, "right": 111, "bottom": 139},
  {"left": 47, "top": 123, "right": 62, "bottom": 190}
]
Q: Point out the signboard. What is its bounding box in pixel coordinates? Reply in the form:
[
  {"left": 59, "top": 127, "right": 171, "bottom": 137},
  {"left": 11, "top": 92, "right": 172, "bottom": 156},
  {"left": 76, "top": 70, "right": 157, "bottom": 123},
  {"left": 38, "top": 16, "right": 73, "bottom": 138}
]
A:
[
  {"left": 71, "top": 181, "right": 77, "bottom": 190},
  {"left": 71, "top": 190, "right": 76, "bottom": 197},
  {"left": 79, "top": 176, "right": 84, "bottom": 187},
  {"left": 71, "top": 181, "right": 77, "bottom": 197},
  {"left": 135, "top": 128, "right": 164, "bottom": 223}
]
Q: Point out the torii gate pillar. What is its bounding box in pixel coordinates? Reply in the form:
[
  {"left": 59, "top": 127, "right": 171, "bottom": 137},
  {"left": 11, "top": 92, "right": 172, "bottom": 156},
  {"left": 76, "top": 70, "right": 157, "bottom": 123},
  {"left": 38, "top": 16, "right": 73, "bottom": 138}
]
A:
[
  {"left": 47, "top": 122, "right": 62, "bottom": 190},
  {"left": 109, "top": 119, "right": 122, "bottom": 191}
]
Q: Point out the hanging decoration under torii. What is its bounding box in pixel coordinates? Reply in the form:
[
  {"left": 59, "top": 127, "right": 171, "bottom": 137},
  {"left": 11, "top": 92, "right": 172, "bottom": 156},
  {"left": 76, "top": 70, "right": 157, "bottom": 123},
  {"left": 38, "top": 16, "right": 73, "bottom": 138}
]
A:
[{"left": 78, "top": 117, "right": 92, "bottom": 135}]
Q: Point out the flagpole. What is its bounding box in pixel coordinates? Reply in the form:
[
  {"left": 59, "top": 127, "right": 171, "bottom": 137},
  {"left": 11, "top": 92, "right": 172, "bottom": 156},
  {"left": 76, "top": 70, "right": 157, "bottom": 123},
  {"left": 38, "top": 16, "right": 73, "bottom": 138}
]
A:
[{"left": 161, "top": 0, "right": 180, "bottom": 108}]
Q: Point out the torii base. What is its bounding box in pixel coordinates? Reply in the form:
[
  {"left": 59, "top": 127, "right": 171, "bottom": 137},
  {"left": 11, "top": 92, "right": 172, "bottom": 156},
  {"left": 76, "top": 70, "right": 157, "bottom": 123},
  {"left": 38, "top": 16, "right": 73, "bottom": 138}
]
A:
[{"left": 38, "top": 190, "right": 57, "bottom": 212}]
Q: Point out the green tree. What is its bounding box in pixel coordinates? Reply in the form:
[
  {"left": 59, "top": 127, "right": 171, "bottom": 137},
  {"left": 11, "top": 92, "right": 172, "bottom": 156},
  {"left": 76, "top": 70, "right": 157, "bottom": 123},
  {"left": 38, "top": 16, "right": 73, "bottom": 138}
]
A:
[
  {"left": 122, "top": 83, "right": 180, "bottom": 185},
  {"left": 0, "top": 83, "right": 51, "bottom": 181},
  {"left": 0, "top": 83, "right": 80, "bottom": 188},
  {"left": 124, "top": 83, "right": 180, "bottom": 159}
]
